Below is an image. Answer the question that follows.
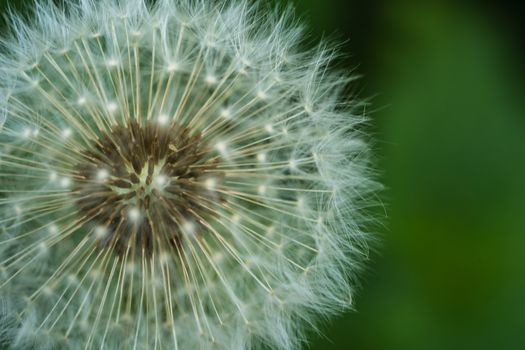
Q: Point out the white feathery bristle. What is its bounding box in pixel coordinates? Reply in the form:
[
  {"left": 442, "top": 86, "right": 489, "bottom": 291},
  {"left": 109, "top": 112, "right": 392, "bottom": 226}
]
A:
[{"left": 0, "top": 1, "right": 380, "bottom": 349}]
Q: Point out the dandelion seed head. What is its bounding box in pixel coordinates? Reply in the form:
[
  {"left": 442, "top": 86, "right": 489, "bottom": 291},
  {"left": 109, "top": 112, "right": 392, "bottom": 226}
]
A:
[{"left": 0, "top": 0, "right": 380, "bottom": 349}]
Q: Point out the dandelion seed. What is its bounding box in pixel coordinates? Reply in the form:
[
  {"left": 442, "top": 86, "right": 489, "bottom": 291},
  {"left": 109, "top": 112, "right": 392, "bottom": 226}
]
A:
[{"left": 0, "top": 1, "right": 380, "bottom": 349}]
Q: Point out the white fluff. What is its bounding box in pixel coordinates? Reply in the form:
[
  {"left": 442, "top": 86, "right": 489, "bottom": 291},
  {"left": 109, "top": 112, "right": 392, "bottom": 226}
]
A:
[{"left": 0, "top": 1, "right": 380, "bottom": 349}]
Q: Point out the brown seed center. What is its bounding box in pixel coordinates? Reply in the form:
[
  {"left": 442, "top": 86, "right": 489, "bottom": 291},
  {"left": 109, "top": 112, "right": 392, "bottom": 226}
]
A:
[{"left": 73, "top": 120, "right": 222, "bottom": 255}]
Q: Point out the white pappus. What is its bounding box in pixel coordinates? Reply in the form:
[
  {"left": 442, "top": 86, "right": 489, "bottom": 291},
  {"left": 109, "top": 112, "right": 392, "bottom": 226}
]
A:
[{"left": 0, "top": 0, "right": 380, "bottom": 349}]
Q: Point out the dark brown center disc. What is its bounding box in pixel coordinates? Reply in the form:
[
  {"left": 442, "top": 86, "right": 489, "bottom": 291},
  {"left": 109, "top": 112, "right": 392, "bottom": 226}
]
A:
[{"left": 73, "top": 120, "right": 222, "bottom": 256}]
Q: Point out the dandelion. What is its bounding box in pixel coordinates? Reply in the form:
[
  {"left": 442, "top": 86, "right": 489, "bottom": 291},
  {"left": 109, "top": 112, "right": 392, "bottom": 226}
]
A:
[{"left": 0, "top": 0, "right": 379, "bottom": 349}]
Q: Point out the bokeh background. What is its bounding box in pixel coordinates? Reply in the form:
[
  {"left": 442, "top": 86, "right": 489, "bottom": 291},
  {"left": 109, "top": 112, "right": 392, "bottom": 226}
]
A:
[
  {"left": 1, "top": 0, "right": 524, "bottom": 349},
  {"left": 282, "top": 1, "right": 525, "bottom": 349}
]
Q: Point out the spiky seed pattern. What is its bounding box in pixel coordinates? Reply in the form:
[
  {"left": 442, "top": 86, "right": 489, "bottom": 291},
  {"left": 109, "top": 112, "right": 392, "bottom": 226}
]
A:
[{"left": 0, "top": 0, "right": 378, "bottom": 349}]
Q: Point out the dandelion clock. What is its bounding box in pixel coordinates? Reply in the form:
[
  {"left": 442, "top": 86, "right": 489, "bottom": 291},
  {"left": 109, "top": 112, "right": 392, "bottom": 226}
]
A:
[{"left": 0, "top": 0, "right": 380, "bottom": 349}]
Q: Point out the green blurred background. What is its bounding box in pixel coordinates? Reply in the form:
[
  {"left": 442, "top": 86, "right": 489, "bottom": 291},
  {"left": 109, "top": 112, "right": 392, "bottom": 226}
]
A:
[
  {"left": 2, "top": 0, "right": 525, "bottom": 349},
  {"left": 283, "top": 1, "right": 525, "bottom": 349}
]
